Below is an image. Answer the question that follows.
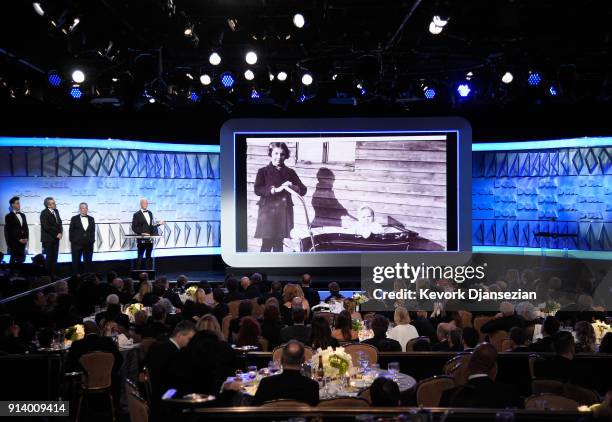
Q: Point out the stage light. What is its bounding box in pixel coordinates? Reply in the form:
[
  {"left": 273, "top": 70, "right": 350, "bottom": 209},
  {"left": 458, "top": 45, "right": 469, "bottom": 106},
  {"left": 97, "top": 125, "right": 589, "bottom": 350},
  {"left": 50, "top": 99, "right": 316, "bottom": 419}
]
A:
[
  {"left": 70, "top": 87, "right": 82, "bottom": 99},
  {"left": 69, "top": 17, "right": 80, "bottom": 32},
  {"left": 149, "top": 97, "right": 156, "bottom": 104},
  {"left": 245, "top": 51, "right": 258, "bottom": 65},
  {"left": 186, "top": 73, "right": 194, "bottom": 80},
  {"left": 188, "top": 91, "right": 199, "bottom": 101},
  {"left": 429, "top": 22, "right": 443, "bottom": 35},
  {"left": 502, "top": 72, "right": 514, "bottom": 84},
  {"left": 457, "top": 83, "right": 471, "bottom": 97},
  {"left": 549, "top": 85, "right": 558, "bottom": 96},
  {"left": 277, "top": 71, "right": 288, "bottom": 81},
  {"left": 298, "top": 93, "right": 307, "bottom": 102},
  {"left": 466, "top": 71, "right": 474, "bottom": 81},
  {"left": 48, "top": 73, "right": 61, "bottom": 87},
  {"left": 199, "top": 74, "right": 211, "bottom": 85},
  {"left": 293, "top": 13, "right": 305, "bottom": 28},
  {"left": 32, "top": 2, "right": 44, "bottom": 16},
  {"left": 527, "top": 71, "right": 542, "bottom": 86},
  {"left": 209, "top": 52, "right": 221, "bottom": 66},
  {"left": 220, "top": 72, "right": 235, "bottom": 88},
  {"left": 251, "top": 89, "right": 260, "bottom": 99},
  {"left": 184, "top": 25, "right": 193, "bottom": 37},
  {"left": 432, "top": 16, "right": 449, "bottom": 27},
  {"left": 332, "top": 74, "right": 338, "bottom": 81},
  {"left": 301, "top": 73, "right": 313, "bottom": 86},
  {"left": 424, "top": 87, "right": 436, "bottom": 99},
  {"left": 244, "top": 69, "right": 255, "bottom": 80},
  {"left": 72, "top": 70, "right": 85, "bottom": 83},
  {"left": 269, "top": 73, "right": 275, "bottom": 81}
]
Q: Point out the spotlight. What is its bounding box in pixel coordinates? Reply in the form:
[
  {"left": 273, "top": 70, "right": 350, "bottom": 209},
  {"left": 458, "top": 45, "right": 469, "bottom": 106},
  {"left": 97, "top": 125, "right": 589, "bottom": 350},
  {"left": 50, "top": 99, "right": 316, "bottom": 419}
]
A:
[
  {"left": 501, "top": 72, "right": 514, "bottom": 84},
  {"left": 200, "top": 74, "right": 211, "bottom": 85},
  {"left": 424, "top": 87, "right": 436, "bottom": 99},
  {"left": 186, "top": 73, "right": 194, "bottom": 80},
  {"left": 269, "top": 73, "right": 275, "bottom": 81},
  {"left": 209, "top": 52, "right": 221, "bottom": 66},
  {"left": 32, "top": 2, "right": 44, "bottom": 16},
  {"left": 245, "top": 51, "right": 258, "bottom": 65},
  {"left": 301, "top": 73, "right": 313, "bottom": 86},
  {"left": 184, "top": 25, "right": 193, "bottom": 37},
  {"left": 244, "top": 69, "right": 255, "bottom": 80},
  {"left": 432, "top": 16, "right": 449, "bottom": 27},
  {"left": 332, "top": 74, "right": 338, "bottom": 81},
  {"left": 251, "top": 89, "right": 260, "bottom": 99},
  {"left": 457, "top": 83, "right": 471, "bottom": 97},
  {"left": 293, "top": 13, "right": 305, "bottom": 28},
  {"left": 220, "top": 72, "right": 235, "bottom": 88},
  {"left": 70, "top": 87, "right": 83, "bottom": 99},
  {"left": 68, "top": 17, "right": 80, "bottom": 32},
  {"left": 277, "top": 71, "right": 288, "bottom": 81},
  {"left": 548, "top": 85, "right": 558, "bottom": 96},
  {"left": 466, "top": 71, "right": 474, "bottom": 80},
  {"left": 527, "top": 71, "right": 542, "bottom": 86},
  {"left": 428, "top": 22, "right": 443, "bottom": 35},
  {"left": 149, "top": 98, "right": 156, "bottom": 104},
  {"left": 72, "top": 70, "right": 85, "bottom": 83},
  {"left": 48, "top": 72, "right": 61, "bottom": 87},
  {"left": 188, "top": 91, "right": 199, "bottom": 101}
]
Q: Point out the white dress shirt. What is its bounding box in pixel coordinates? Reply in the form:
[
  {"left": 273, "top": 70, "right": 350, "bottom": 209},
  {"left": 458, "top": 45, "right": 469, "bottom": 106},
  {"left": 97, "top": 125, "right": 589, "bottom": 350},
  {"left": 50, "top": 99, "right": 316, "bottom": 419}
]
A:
[
  {"left": 80, "top": 215, "right": 89, "bottom": 231},
  {"left": 141, "top": 209, "right": 151, "bottom": 226},
  {"left": 13, "top": 211, "right": 23, "bottom": 226}
]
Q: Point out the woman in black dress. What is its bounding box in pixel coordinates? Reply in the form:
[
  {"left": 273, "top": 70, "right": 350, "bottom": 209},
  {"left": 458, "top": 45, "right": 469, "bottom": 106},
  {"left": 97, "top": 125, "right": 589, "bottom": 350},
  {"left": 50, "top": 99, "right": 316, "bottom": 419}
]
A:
[{"left": 254, "top": 142, "right": 307, "bottom": 252}]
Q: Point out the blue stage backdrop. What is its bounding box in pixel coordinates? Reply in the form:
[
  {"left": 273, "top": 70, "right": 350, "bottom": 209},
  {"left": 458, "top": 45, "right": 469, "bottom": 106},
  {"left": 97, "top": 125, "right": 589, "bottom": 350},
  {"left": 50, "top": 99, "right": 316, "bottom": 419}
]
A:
[
  {"left": 0, "top": 137, "right": 221, "bottom": 262},
  {"left": 472, "top": 138, "right": 612, "bottom": 256}
]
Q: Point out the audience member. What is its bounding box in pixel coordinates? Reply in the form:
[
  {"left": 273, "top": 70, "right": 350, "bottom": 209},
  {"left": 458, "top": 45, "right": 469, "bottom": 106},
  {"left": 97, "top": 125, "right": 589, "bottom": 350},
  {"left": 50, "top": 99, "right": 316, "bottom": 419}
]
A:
[
  {"left": 225, "top": 278, "right": 245, "bottom": 303},
  {"left": 261, "top": 304, "right": 283, "bottom": 349},
  {"left": 362, "top": 315, "right": 401, "bottom": 351},
  {"left": 411, "top": 310, "right": 437, "bottom": 343},
  {"left": 461, "top": 327, "right": 479, "bottom": 351},
  {"left": 280, "top": 307, "right": 311, "bottom": 344},
  {"left": 65, "top": 321, "right": 123, "bottom": 374},
  {"left": 509, "top": 326, "right": 529, "bottom": 352},
  {"left": 211, "top": 288, "right": 229, "bottom": 324},
  {"left": 448, "top": 328, "right": 464, "bottom": 352},
  {"left": 388, "top": 307, "right": 419, "bottom": 351},
  {"left": 600, "top": 333, "right": 612, "bottom": 354},
  {"left": 431, "top": 322, "right": 451, "bottom": 351},
  {"left": 331, "top": 311, "right": 358, "bottom": 342},
  {"left": 310, "top": 316, "right": 339, "bottom": 350},
  {"left": 236, "top": 316, "right": 264, "bottom": 349},
  {"left": 229, "top": 300, "right": 253, "bottom": 339},
  {"left": 529, "top": 316, "right": 560, "bottom": 352},
  {"left": 324, "top": 282, "right": 344, "bottom": 302},
  {"left": 480, "top": 302, "right": 526, "bottom": 333},
  {"left": 0, "top": 314, "right": 27, "bottom": 354},
  {"left": 300, "top": 274, "right": 321, "bottom": 309},
  {"left": 370, "top": 377, "right": 400, "bottom": 406},
  {"left": 195, "top": 314, "right": 223, "bottom": 340},
  {"left": 575, "top": 320, "right": 597, "bottom": 353}
]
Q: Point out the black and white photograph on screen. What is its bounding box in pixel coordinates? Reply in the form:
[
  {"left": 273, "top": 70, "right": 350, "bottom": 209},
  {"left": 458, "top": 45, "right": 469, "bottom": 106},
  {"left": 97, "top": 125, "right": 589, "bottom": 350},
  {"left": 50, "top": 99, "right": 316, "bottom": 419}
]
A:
[{"left": 247, "top": 136, "right": 448, "bottom": 253}]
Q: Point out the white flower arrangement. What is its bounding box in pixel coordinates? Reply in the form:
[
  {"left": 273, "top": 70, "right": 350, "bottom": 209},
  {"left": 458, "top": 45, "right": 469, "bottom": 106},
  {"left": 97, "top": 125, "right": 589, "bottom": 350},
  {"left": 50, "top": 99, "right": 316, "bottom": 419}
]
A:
[
  {"left": 312, "top": 346, "right": 353, "bottom": 378},
  {"left": 185, "top": 286, "right": 198, "bottom": 301},
  {"left": 65, "top": 324, "right": 84, "bottom": 342},
  {"left": 126, "top": 303, "right": 143, "bottom": 316},
  {"left": 352, "top": 293, "right": 368, "bottom": 305},
  {"left": 592, "top": 320, "right": 612, "bottom": 344}
]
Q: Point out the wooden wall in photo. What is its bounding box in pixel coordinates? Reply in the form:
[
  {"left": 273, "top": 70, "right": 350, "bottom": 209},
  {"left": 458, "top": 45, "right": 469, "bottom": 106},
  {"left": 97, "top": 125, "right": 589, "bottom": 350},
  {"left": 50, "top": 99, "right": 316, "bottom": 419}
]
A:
[{"left": 246, "top": 140, "right": 447, "bottom": 252}]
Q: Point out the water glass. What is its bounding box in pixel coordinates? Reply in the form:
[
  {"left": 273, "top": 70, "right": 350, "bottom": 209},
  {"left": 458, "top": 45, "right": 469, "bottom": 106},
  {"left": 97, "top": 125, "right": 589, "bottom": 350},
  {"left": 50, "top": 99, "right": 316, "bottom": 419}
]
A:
[
  {"left": 247, "top": 365, "right": 257, "bottom": 380},
  {"left": 234, "top": 369, "right": 243, "bottom": 381},
  {"left": 388, "top": 362, "right": 400, "bottom": 381},
  {"left": 267, "top": 360, "right": 280, "bottom": 375}
]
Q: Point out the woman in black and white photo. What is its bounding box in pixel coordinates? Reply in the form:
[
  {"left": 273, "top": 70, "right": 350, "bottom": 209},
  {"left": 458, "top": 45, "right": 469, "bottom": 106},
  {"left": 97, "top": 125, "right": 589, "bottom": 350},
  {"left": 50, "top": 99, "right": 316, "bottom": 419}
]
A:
[{"left": 254, "top": 142, "right": 307, "bottom": 252}]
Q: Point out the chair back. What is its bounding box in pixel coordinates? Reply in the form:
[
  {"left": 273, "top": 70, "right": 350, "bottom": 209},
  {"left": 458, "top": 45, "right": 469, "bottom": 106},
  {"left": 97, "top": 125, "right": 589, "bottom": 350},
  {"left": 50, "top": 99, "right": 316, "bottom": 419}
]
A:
[
  {"left": 528, "top": 354, "right": 545, "bottom": 379},
  {"left": 443, "top": 353, "right": 471, "bottom": 386},
  {"left": 127, "top": 390, "right": 149, "bottom": 422},
  {"left": 138, "top": 367, "right": 152, "bottom": 404},
  {"left": 272, "top": 344, "right": 314, "bottom": 364},
  {"left": 358, "top": 388, "right": 371, "bottom": 404},
  {"left": 258, "top": 336, "right": 269, "bottom": 352},
  {"left": 458, "top": 310, "right": 473, "bottom": 328},
  {"left": 227, "top": 300, "right": 241, "bottom": 317},
  {"left": 344, "top": 343, "right": 378, "bottom": 364},
  {"left": 79, "top": 352, "right": 114, "bottom": 390},
  {"left": 125, "top": 378, "right": 139, "bottom": 398},
  {"left": 501, "top": 338, "right": 515, "bottom": 352},
  {"left": 317, "top": 397, "right": 370, "bottom": 407},
  {"left": 138, "top": 338, "right": 156, "bottom": 360},
  {"left": 251, "top": 299, "right": 264, "bottom": 318},
  {"left": 313, "top": 312, "right": 335, "bottom": 326},
  {"left": 260, "top": 399, "right": 312, "bottom": 408},
  {"left": 532, "top": 379, "right": 564, "bottom": 395},
  {"left": 525, "top": 325, "right": 535, "bottom": 342},
  {"left": 222, "top": 314, "right": 233, "bottom": 342},
  {"left": 415, "top": 375, "right": 455, "bottom": 407},
  {"left": 524, "top": 394, "right": 579, "bottom": 411},
  {"left": 473, "top": 316, "right": 494, "bottom": 342},
  {"left": 563, "top": 383, "right": 600, "bottom": 406},
  {"left": 489, "top": 330, "right": 508, "bottom": 353},
  {"left": 405, "top": 336, "right": 430, "bottom": 351}
]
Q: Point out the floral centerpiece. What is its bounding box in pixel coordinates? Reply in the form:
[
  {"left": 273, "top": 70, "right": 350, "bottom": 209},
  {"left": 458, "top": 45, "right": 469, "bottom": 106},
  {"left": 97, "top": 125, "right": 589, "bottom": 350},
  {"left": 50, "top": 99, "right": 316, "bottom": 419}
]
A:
[
  {"left": 185, "top": 286, "right": 198, "bottom": 301},
  {"left": 352, "top": 319, "right": 363, "bottom": 332},
  {"left": 592, "top": 320, "right": 612, "bottom": 344},
  {"left": 65, "top": 324, "right": 84, "bottom": 342},
  {"left": 312, "top": 346, "right": 353, "bottom": 378},
  {"left": 543, "top": 300, "right": 561, "bottom": 315},
  {"left": 126, "top": 303, "right": 143, "bottom": 316},
  {"left": 353, "top": 293, "right": 368, "bottom": 305}
]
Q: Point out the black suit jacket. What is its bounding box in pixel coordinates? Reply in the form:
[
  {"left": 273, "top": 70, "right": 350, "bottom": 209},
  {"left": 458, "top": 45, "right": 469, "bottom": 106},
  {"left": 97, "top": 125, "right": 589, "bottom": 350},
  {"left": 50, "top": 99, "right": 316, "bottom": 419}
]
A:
[
  {"left": 280, "top": 324, "right": 312, "bottom": 344},
  {"left": 440, "top": 376, "right": 520, "bottom": 408},
  {"left": 65, "top": 333, "right": 123, "bottom": 373},
  {"left": 40, "top": 208, "right": 63, "bottom": 243},
  {"left": 253, "top": 369, "right": 319, "bottom": 406},
  {"left": 480, "top": 314, "right": 526, "bottom": 334},
  {"left": 69, "top": 215, "right": 95, "bottom": 246},
  {"left": 362, "top": 336, "right": 402, "bottom": 352},
  {"left": 4, "top": 212, "right": 29, "bottom": 248},
  {"left": 131, "top": 210, "right": 159, "bottom": 236},
  {"left": 302, "top": 286, "right": 321, "bottom": 308},
  {"left": 146, "top": 340, "right": 182, "bottom": 401}
]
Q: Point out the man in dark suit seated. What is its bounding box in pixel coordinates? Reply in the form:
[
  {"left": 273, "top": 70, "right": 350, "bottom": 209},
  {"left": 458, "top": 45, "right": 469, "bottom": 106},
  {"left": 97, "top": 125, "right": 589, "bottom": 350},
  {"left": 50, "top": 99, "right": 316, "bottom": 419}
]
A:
[
  {"left": 430, "top": 322, "right": 452, "bottom": 351},
  {"left": 65, "top": 321, "right": 123, "bottom": 374},
  {"left": 280, "top": 307, "right": 311, "bottom": 344},
  {"left": 94, "top": 297, "right": 130, "bottom": 332},
  {"left": 411, "top": 310, "right": 437, "bottom": 343},
  {"left": 362, "top": 315, "right": 402, "bottom": 352},
  {"left": 141, "top": 303, "right": 171, "bottom": 340},
  {"left": 225, "top": 278, "right": 246, "bottom": 303},
  {"left": 370, "top": 377, "right": 400, "bottom": 406},
  {"left": 529, "top": 316, "right": 560, "bottom": 353},
  {"left": 480, "top": 302, "right": 526, "bottom": 334},
  {"left": 509, "top": 326, "right": 530, "bottom": 352},
  {"left": 534, "top": 331, "right": 580, "bottom": 383},
  {"left": 253, "top": 340, "right": 319, "bottom": 405},
  {"left": 440, "top": 343, "right": 520, "bottom": 408},
  {"left": 240, "top": 276, "right": 261, "bottom": 299}
]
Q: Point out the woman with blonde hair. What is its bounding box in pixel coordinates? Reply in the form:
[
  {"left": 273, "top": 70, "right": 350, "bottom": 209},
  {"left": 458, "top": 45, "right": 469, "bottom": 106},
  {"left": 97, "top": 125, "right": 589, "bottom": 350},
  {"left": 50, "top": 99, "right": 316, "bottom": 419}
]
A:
[
  {"left": 343, "top": 298, "right": 362, "bottom": 321},
  {"left": 281, "top": 283, "right": 310, "bottom": 324},
  {"left": 388, "top": 306, "right": 419, "bottom": 351},
  {"left": 133, "top": 280, "right": 152, "bottom": 303},
  {"left": 196, "top": 314, "right": 223, "bottom": 340}
]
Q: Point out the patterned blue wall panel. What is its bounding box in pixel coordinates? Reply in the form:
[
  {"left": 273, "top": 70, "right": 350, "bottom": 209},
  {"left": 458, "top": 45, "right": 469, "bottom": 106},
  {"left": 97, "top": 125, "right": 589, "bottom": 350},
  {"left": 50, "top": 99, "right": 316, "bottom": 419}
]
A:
[{"left": 473, "top": 146, "right": 612, "bottom": 251}]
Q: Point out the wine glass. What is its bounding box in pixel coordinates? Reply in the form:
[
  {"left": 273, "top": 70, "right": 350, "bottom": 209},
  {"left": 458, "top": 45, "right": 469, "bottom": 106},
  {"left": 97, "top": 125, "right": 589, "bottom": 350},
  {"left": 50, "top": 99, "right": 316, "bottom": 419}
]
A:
[
  {"left": 268, "top": 360, "right": 280, "bottom": 375},
  {"left": 247, "top": 366, "right": 257, "bottom": 380},
  {"left": 388, "top": 362, "right": 400, "bottom": 381}
]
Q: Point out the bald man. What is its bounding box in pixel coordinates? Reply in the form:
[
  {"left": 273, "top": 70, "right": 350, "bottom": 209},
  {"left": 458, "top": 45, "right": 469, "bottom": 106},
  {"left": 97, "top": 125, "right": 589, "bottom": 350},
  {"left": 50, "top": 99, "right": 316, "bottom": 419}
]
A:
[{"left": 131, "top": 199, "right": 164, "bottom": 270}]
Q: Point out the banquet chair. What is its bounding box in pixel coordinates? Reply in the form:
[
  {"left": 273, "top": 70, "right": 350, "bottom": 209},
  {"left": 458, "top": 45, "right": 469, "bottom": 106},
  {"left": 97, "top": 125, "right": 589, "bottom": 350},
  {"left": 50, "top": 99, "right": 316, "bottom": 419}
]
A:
[
  {"left": 532, "top": 379, "right": 565, "bottom": 395},
  {"left": 76, "top": 352, "right": 115, "bottom": 422},
  {"left": 528, "top": 354, "right": 545, "bottom": 380},
  {"left": 222, "top": 314, "right": 233, "bottom": 342},
  {"left": 138, "top": 338, "right": 156, "bottom": 360},
  {"left": 127, "top": 390, "right": 149, "bottom": 422},
  {"left": 313, "top": 311, "right": 335, "bottom": 326},
  {"left": 443, "top": 353, "right": 471, "bottom": 385},
  {"left": 473, "top": 316, "right": 494, "bottom": 342},
  {"left": 501, "top": 338, "right": 515, "bottom": 351},
  {"left": 344, "top": 343, "right": 378, "bottom": 364},
  {"left": 358, "top": 388, "right": 371, "bottom": 404},
  {"left": 533, "top": 380, "right": 600, "bottom": 405},
  {"left": 488, "top": 330, "right": 509, "bottom": 352},
  {"left": 524, "top": 393, "right": 579, "bottom": 411},
  {"left": 405, "top": 336, "right": 430, "bottom": 351},
  {"left": 258, "top": 336, "right": 269, "bottom": 352},
  {"left": 260, "top": 399, "right": 313, "bottom": 408},
  {"left": 458, "top": 310, "right": 473, "bottom": 328},
  {"left": 228, "top": 300, "right": 241, "bottom": 318},
  {"left": 272, "top": 344, "right": 314, "bottom": 364},
  {"left": 415, "top": 375, "right": 455, "bottom": 407},
  {"left": 251, "top": 299, "right": 264, "bottom": 318},
  {"left": 138, "top": 366, "right": 152, "bottom": 404},
  {"left": 317, "top": 397, "right": 370, "bottom": 407}
]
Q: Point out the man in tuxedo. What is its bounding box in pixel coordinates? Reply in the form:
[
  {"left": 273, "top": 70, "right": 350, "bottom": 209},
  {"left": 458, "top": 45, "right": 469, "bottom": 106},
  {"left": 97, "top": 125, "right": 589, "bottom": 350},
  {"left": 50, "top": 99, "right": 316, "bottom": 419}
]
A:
[
  {"left": 253, "top": 340, "right": 319, "bottom": 405},
  {"left": 280, "top": 307, "right": 311, "bottom": 344},
  {"left": 40, "top": 197, "right": 63, "bottom": 276},
  {"left": 4, "top": 196, "right": 28, "bottom": 265},
  {"left": 131, "top": 198, "right": 164, "bottom": 270},
  {"left": 301, "top": 274, "right": 321, "bottom": 309},
  {"left": 69, "top": 202, "right": 95, "bottom": 275},
  {"left": 65, "top": 321, "right": 123, "bottom": 373}
]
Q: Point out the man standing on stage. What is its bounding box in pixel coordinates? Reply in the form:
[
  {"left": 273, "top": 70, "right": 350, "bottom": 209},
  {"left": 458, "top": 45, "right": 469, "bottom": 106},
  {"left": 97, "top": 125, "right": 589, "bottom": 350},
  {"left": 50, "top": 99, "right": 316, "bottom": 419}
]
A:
[
  {"left": 4, "top": 196, "right": 29, "bottom": 265},
  {"left": 40, "top": 197, "right": 63, "bottom": 276},
  {"left": 69, "top": 202, "right": 95, "bottom": 275},
  {"left": 131, "top": 198, "right": 164, "bottom": 270}
]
